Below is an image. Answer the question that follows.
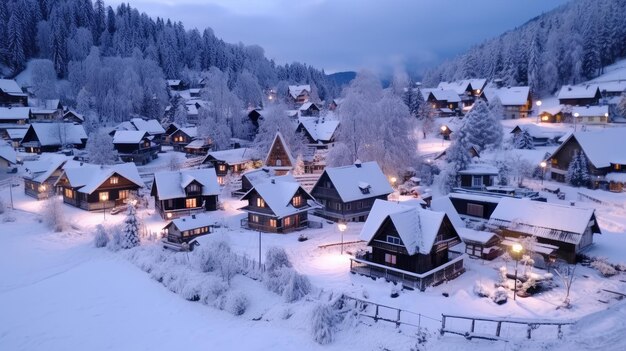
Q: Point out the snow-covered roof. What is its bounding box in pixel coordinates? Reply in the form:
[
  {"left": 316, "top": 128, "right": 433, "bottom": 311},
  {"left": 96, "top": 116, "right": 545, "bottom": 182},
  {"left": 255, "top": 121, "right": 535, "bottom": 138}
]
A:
[
  {"left": 58, "top": 162, "right": 143, "bottom": 194},
  {"left": 555, "top": 128, "right": 626, "bottom": 168},
  {"left": 0, "top": 79, "right": 23, "bottom": 94},
  {"left": 264, "top": 131, "right": 296, "bottom": 167},
  {"left": 153, "top": 168, "right": 220, "bottom": 200},
  {"left": 242, "top": 177, "right": 313, "bottom": 218},
  {"left": 299, "top": 102, "right": 319, "bottom": 111},
  {"left": 596, "top": 81, "right": 626, "bottom": 94},
  {"left": 360, "top": 199, "right": 447, "bottom": 255},
  {"left": 449, "top": 192, "right": 502, "bottom": 204},
  {"left": 166, "top": 213, "right": 218, "bottom": 232},
  {"left": 243, "top": 168, "right": 296, "bottom": 189},
  {"left": 483, "top": 86, "right": 530, "bottom": 106},
  {"left": 288, "top": 85, "right": 311, "bottom": 99},
  {"left": 27, "top": 123, "right": 87, "bottom": 146},
  {"left": 130, "top": 118, "right": 165, "bottom": 134},
  {"left": 557, "top": 85, "right": 600, "bottom": 100},
  {"left": 298, "top": 117, "right": 339, "bottom": 143},
  {"left": 29, "top": 98, "right": 61, "bottom": 110},
  {"left": 23, "top": 154, "right": 67, "bottom": 183},
  {"left": 0, "top": 145, "right": 16, "bottom": 164},
  {"left": 572, "top": 105, "right": 609, "bottom": 117},
  {"left": 112, "top": 131, "right": 150, "bottom": 144},
  {"left": 430, "top": 196, "right": 464, "bottom": 229},
  {"left": 184, "top": 139, "right": 210, "bottom": 149},
  {"left": 167, "top": 79, "right": 182, "bottom": 86},
  {"left": 6, "top": 128, "right": 27, "bottom": 140},
  {"left": 488, "top": 197, "right": 598, "bottom": 244},
  {"left": 321, "top": 161, "right": 393, "bottom": 202},
  {"left": 177, "top": 127, "right": 198, "bottom": 139},
  {"left": 437, "top": 79, "right": 486, "bottom": 95},
  {"left": 0, "top": 107, "right": 30, "bottom": 120},
  {"left": 64, "top": 110, "right": 84, "bottom": 121},
  {"left": 606, "top": 172, "right": 626, "bottom": 183},
  {"left": 421, "top": 88, "right": 461, "bottom": 103},
  {"left": 539, "top": 105, "right": 563, "bottom": 116},
  {"left": 205, "top": 148, "right": 254, "bottom": 165},
  {"left": 511, "top": 124, "right": 566, "bottom": 139},
  {"left": 458, "top": 228, "right": 498, "bottom": 245},
  {"left": 458, "top": 163, "right": 499, "bottom": 175}
]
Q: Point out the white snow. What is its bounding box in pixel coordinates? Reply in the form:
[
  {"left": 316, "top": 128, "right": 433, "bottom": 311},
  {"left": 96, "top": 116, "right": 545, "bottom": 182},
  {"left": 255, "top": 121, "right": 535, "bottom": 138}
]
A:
[
  {"left": 23, "top": 154, "right": 68, "bottom": 183},
  {"left": 420, "top": 88, "right": 462, "bottom": 103},
  {"left": 288, "top": 84, "right": 310, "bottom": 99},
  {"left": 483, "top": 86, "right": 530, "bottom": 106},
  {"left": 320, "top": 161, "right": 393, "bottom": 202},
  {"left": 58, "top": 162, "right": 144, "bottom": 195},
  {"left": 458, "top": 163, "right": 499, "bottom": 175},
  {"left": 0, "top": 78, "right": 23, "bottom": 93},
  {"left": 166, "top": 212, "right": 219, "bottom": 232},
  {"left": 557, "top": 85, "right": 600, "bottom": 100},
  {"left": 571, "top": 105, "right": 609, "bottom": 117},
  {"left": 112, "top": 130, "right": 150, "bottom": 144},
  {"left": 205, "top": 148, "right": 255, "bottom": 165},
  {"left": 241, "top": 177, "right": 314, "bottom": 218},
  {"left": 0, "top": 145, "right": 17, "bottom": 164},
  {"left": 26, "top": 123, "right": 88, "bottom": 146},
  {"left": 0, "top": 107, "right": 30, "bottom": 120},
  {"left": 153, "top": 168, "right": 220, "bottom": 200},
  {"left": 298, "top": 117, "right": 339, "bottom": 143},
  {"left": 557, "top": 129, "right": 626, "bottom": 168}
]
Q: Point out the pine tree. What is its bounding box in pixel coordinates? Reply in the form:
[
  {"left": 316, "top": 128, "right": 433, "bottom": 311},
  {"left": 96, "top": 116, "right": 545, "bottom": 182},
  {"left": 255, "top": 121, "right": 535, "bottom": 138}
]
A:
[
  {"left": 514, "top": 129, "right": 535, "bottom": 150},
  {"left": 463, "top": 100, "right": 501, "bottom": 150},
  {"left": 7, "top": 13, "right": 25, "bottom": 71},
  {"left": 121, "top": 204, "right": 140, "bottom": 249},
  {"left": 446, "top": 127, "right": 472, "bottom": 172}
]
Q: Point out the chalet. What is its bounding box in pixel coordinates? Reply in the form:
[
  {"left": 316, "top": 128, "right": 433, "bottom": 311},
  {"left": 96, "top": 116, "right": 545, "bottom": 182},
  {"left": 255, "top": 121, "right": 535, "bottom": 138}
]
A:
[
  {"left": 296, "top": 117, "right": 339, "bottom": 149},
  {"left": 0, "top": 145, "right": 17, "bottom": 172},
  {"left": 183, "top": 139, "right": 212, "bottom": 155},
  {"left": 557, "top": 85, "right": 601, "bottom": 106},
  {"left": 232, "top": 168, "right": 290, "bottom": 197},
  {"left": 185, "top": 102, "right": 199, "bottom": 124},
  {"left": 311, "top": 161, "right": 393, "bottom": 222},
  {"left": 202, "top": 147, "right": 255, "bottom": 184},
  {"left": 420, "top": 88, "right": 461, "bottom": 116},
  {"left": 353, "top": 200, "right": 464, "bottom": 291},
  {"left": 0, "top": 79, "right": 27, "bottom": 106},
  {"left": 239, "top": 177, "right": 316, "bottom": 233},
  {"left": 437, "top": 117, "right": 464, "bottom": 140},
  {"left": 510, "top": 125, "right": 566, "bottom": 146},
  {"left": 438, "top": 79, "right": 487, "bottom": 108},
  {"left": 597, "top": 81, "right": 626, "bottom": 98},
  {"left": 28, "top": 99, "right": 63, "bottom": 121},
  {"left": 151, "top": 168, "right": 220, "bottom": 219},
  {"left": 434, "top": 145, "right": 480, "bottom": 161},
  {"left": 328, "top": 98, "right": 343, "bottom": 111},
  {"left": 265, "top": 131, "right": 295, "bottom": 175},
  {"left": 130, "top": 118, "right": 166, "bottom": 140},
  {"left": 299, "top": 102, "right": 320, "bottom": 117},
  {"left": 458, "top": 164, "right": 498, "bottom": 190},
  {"left": 5, "top": 128, "right": 27, "bottom": 147},
  {"left": 167, "top": 79, "right": 185, "bottom": 91},
  {"left": 571, "top": 105, "right": 609, "bottom": 124},
  {"left": 22, "top": 154, "right": 67, "bottom": 199},
  {"left": 538, "top": 106, "right": 564, "bottom": 123},
  {"left": 0, "top": 107, "right": 31, "bottom": 125},
  {"left": 163, "top": 122, "right": 181, "bottom": 144},
  {"left": 247, "top": 109, "right": 263, "bottom": 131},
  {"left": 288, "top": 85, "right": 311, "bottom": 105},
  {"left": 546, "top": 129, "right": 626, "bottom": 187},
  {"left": 189, "top": 88, "right": 201, "bottom": 98},
  {"left": 482, "top": 86, "right": 532, "bottom": 119},
  {"left": 169, "top": 126, "right": 197, "bottom": 151},
  {"left": 162, "top": 213, "right": 217, "bottom": 244},
  {"left": 20, "top": 123, "right": 88, "bottom": 153},
  {"left": 112, "top": 131, "right": 159, "bottom": 165},
  {"left": 55, "top": 162, "right": 144, "bottom": 211},
  {"left": 63, "top": 110, "right": 85, "bottom": 124},
  {"left": 488, "top": 197, "right": 601, "bottom": 263},
  {"left": 448, "top": 192, "right": 502, "bottom": 220}
]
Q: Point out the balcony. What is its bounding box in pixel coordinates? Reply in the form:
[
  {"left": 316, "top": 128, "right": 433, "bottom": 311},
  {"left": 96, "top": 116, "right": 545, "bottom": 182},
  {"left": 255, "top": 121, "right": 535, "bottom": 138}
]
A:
[{"left": 240, "top": 217, "right": 308, "bottom": 234}]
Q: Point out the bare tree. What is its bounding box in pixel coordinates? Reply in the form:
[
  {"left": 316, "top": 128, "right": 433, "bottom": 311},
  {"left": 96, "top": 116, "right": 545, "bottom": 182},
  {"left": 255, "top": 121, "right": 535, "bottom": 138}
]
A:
[{"left": 553, "top": 263, "right": 577, "bottom": 309}]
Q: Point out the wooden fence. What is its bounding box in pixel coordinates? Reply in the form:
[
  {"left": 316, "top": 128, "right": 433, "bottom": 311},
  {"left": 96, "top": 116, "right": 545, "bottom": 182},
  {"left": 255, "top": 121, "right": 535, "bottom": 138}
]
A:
[
  {"left": 578, "top": 191, "right": 625, "bottom": 209},
  {"left": 341, "top": 295, "right": 441, "bottom": 330}
]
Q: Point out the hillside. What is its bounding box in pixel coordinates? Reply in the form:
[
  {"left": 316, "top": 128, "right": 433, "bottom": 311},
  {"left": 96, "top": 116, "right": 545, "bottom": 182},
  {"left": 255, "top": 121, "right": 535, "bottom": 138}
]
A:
[{"left": 326, "top": 71, "right": 356, "bottom": 87}]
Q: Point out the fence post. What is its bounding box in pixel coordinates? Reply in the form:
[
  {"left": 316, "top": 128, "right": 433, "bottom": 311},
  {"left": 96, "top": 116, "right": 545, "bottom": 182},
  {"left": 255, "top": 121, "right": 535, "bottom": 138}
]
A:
[
  {"left": 396, "top": 309, "right": 401, "bottom": 328},
  {"left": 374, "top": 305, "right": 379, "bottom": 322},
  {"left": 496, "top": 321, "right": 502, "bottom": 337},
  {"left": 557, "top": 324, "right": 563, "bottom": 339},
  {"left": 470, "top": 319, "right": 475, "bottom": 333},
  {"left": 527, "top": 324, "right": 532, "bottom": 339},
  {"left": 440, "top": 315, "right": 446, "bottom": 335}
]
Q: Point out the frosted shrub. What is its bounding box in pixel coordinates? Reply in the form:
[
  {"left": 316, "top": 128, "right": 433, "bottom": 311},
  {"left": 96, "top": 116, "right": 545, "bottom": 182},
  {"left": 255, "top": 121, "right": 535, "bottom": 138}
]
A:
[
  {"left": 196, "top": 241, "right": 230, "bottom": 272},
  {"left": 492, "top": 287, "right": 508, "bottom": 305},
  {"left": 198, "top": 278, "right": 228, "bottom": 305},
  {"left": 497, "top": 266, "right": 508, "bottom": 288},
  {"left": 94, "top": 224, "right": 109, "bottom": 248},
  {"left": 265, "top": 246, "right": 292, "bottom": 273},
  {"left": 107, "top": 226, "right": 123, "bottom": 252},
  {"left": 520, "top": 276, "right": 537, "bottom": 294},
  {"left": 265, "top": 266, "right": 291, "bottom": 295},
  {"left": 591, "top": 258, "right": 617, "bottom": 277},
  {"left": 310, "top": 303, "right": 339, "bottom": 345},
  {"left": 226, "top": 292, "right": 249, "bottom": 316},
  {"left": 473, "top": 282, "right": 491, "bottom": 298},
  {"left": 218, "top": 250, "right": 240, "bottom": 285},
  {"left": 120, "top": 205, "right": 140, "bottom": 249},
  {"left": 282, "top": 269, "right": 312, "bottom": 302},
  {"left": 44, "top": 196, "right": 65, "bottom": 232}
]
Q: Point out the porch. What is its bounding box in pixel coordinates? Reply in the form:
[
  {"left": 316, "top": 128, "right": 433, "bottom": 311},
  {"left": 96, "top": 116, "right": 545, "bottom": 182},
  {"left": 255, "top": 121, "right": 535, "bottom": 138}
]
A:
[{"left": 240, "top": 217, "right": 308, "bottom": 234}]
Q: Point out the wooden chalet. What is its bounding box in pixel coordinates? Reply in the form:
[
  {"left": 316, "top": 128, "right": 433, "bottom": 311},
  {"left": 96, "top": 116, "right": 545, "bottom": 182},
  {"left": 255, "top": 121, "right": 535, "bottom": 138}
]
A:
[
  {"left": 265, "top": 131, "right": 295, "bottom": 175},
  {"left": 29, "top": 99, "right": 63, "bottom": 122},
  {"left": 458, "top": 164, "right": 498, "bottom": 190},
  {"left": 169, "top": 126, "right": 197, "bottom": 151},
  {"left": 482, "top": 86, "right": 532, "bottom": 119},
  {"left": 183, "top": 138, "right": 212, "bottom": 155},
  {"left": 557, "top": 85, "right": 601, "bottom": 106},
  {"left": 239, "top": 176, "right": 316, "bottom": 233},
  {"left": 510, "top": 125, "right": 566, "bottom": 146},
  {"left": 231, "top": 168, "right": 286, "bottom": 197},
  {"left": 167, "top": 79, "right": 185, "bottom": 91},
  {"left": 296, "top": 117, "right": 339, "bottom": 149},
  {"left": 162, "top": 213, "right": 216, "bottom": 244},
  {"left": 288, "top": 85, "right": 311, "bottom": 105},
  {"left": 20, "top": 123, "right": 87, "bottom": 153},
  {"left": 311, "top": 161, "right": 393, "bottom": 222},
  {"left": 5, "top": 128, "right": 27, "bottom": 148},
  {"left": 151, "top": 168, "right": 220, "bottom": 219},
  {"left": 352, "top": 200, "right": 464, "bottom": 291},
  {"left": 22, "top": 154, "right": 67, "bottom": 200},
  {"left": 202, "top": 147, "right": 255, "bottom": 184},
  {"left": 112, "top": 130, "right": 159, "bottom": 165},
  {"left": 488, "top": 197, "right": 601, "bottom": 263},
  {"left": 0, "top": 79, "right": 28, "bottom": 106},
  {"left": 420, "top": 89, "right": 461, "bottom": 116},
  {"left": 0, "top": 107, "right": 31, "bottom": 125},
  {"left": 538, "top": 106, "right": 564, "bottom": 123},
  {"left": 55, "top": 163, "right": 144, "bottom": 211},
  {"left": 63, "top": 110, "right": 85, "bottom": 124},
  {"left": 299, "top": 102, "right": 320, "bottom": 117},
  {"left": 546, "top": 129, "right": 626, "bottom": 188},
  {"left": 571, "top": 105, "right": 609, "bottom": 124},
  {"left": 448, "top": 192, "right": 502, "bottom": 220},
  {"left": 0, "top": 145, "right": 16, "bottom": 172}
]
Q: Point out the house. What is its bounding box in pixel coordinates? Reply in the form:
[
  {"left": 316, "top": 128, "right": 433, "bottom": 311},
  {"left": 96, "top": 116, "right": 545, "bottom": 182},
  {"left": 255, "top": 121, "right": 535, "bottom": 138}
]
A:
[
  {"left": 296, "top": 117, "right": 339, "bottom": 148},
  {"left": 0, "top": 107, "right": 31, "bottom": 125},
  {"left": 352, "top": 199, "right": 464, "bottom": 291},
  {"left": 202, "top": 147, "right": 255, "bottom": 184},
  {"left": 183, "top": 139, "right": 212, "bottom": 156},
  {"left": 448, "top": 192, "right": 502, "bottom": 220},
  {"left": 247, "top": 109, "right": 263, "bottom": 131},
  {"left": 169, "top": 126, "right": 197, "bottom": 151},
  {"left": 546, "top": 129, "right": 626, "bottom": 187},
  {"left": 434, "top": 145, "right": 480, "bottom": 161},
  {"left": 288, "top": 85, "right": 311, "bottom": 105},
  {"left": 482, "top": 86, "right": 532, "bottom": 119},
  {"left": 299, "top": 102, "right": 320, "bottom": 117},
  {"left": 311, "top": 161, "right": 393, "bottom": 222},
  {"left": 420, "top": 89, "right": 461, "bottom": 116},
  {"left": 151, "top": 168, "right": 220, "bottom": 219},
  {"left": 328, "top": 98, "right": 343, "bottom": 111},
  {"left": 162, "top": 122, "right": 181, "bottom": 144},
  {"left": 488, "top": 197, "right": 601, "bottom": 263},
  {"left": 265, "top": 131, "right": 295, "bottom": 175},
  {"left": 538, "top": 106, "right": 564, "bottom": 123},
  {"left": 0, "top": 79, "right": 27, "bottom": 106},
  {"left": 571, "top": 105, "right": 609, "bottom": 124},
  {"left": 5, "top": 128, "right": 27, "bottom": 147},
  {"left": 596, "top": 81, "right": 626, "bottom": 98},
  {"left": 22, "top": 154, "right": 67, "bottom": 199},
  {"left": 239, "top": 176, "right": 316, "bottom": 233},
  {"left": 162, "top": 213, "right": 217, "bottom": 244},
  {"left": 232, "top": 168, "right": 291, "bottom": 197},
  {"left": 28, "top": 99, "right": 63, "bottom": 122},
  {"left": 510, "top": 125, "right": 566, "bottom": 146},
  {"left": 458, "top": 164, "right": 498, "bottom": 190},
  {"left": 0, "top": 144, "right": 17, "bottom": 172},
  {"left": 129, "top": 118, "right": 166, "bottom": 140},
  {"left": 55, "top": 162, "right": 144, "bottom": 211},
  {"left": 557, "top": 85, "right": 601, "bottom": 106},
  {"left": 189, "top": 88, "right": 201, "bottom": 98},
  {"left": 63, "top": 110, "right": 85, "bottom": 124},
  {"left": 112, "top": 131, "right": 159, "bottom": 165},
  {"left": 20, "top": 123, "right": 88, "bottom": 153},
  {"left": 438, "top": 79, "right": 487, "bottom": 108},
  {"left": 167, "top": 79, "right": 185, "bottom": 91}
]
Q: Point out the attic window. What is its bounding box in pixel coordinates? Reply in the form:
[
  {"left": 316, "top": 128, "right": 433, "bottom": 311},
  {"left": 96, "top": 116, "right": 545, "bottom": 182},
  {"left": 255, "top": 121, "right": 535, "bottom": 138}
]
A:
[
  {"left": 188, "top": 184, "right": 200, "bottom": 192},
  {"left": 292, "top": 195, "right": 302, "bottom": 207},
  {"left": 256, "top": 198, "right": 265, "bottom": 208},
  {"left": 110, "top": 176, "right": 119, "bottom": 185},
  {"left": 386, "top": 235, "right": 401, "bottom": 245},
  {"left": 358, "top": 182, "right": 371, "bottom": 194}
]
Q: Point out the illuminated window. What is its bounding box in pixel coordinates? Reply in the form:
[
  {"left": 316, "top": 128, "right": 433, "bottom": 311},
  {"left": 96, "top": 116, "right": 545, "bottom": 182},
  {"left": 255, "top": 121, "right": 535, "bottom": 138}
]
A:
[
  {"left": 64, "top": 188, "right": 74, "bottom": 198},
  {"left": 283, "top": 216, "right": 291, "bottom": 227},
  {"left": 185, "top": 198, "right": 197, "bottom": 208},
  {"left": 616, "top": 164, "right": 622, "bottom": 171},
  {"left": 219, "top": 165, "right": 226, "bottom": 171},
  {"left": 251, "top": 215, "right": 259, "bottom": 223},
  {"left": 269, "top": 219, "right": 277, "bottom": 227},
  {"left": 384, "top": 253, "right": 397, "bottom": 265},
  {"left": 119, "top": 190, "right": 129, "bottom": 200},
  {"left": 256, "top": 198, "right": 265, "bottom": 207},
  {"left": 110, "top": 176, "right": 119, "bottom": 184},
  {"left": 292, "top": 196, "right": 302, "bottom": 207},
  {"left": 99, "top": 192, "right": 109, "bottom": 202}
]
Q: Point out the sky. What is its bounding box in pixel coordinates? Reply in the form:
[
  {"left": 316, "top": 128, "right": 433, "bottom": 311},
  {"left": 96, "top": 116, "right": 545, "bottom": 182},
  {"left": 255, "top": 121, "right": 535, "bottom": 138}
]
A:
[{"left": 109, "top": 0, "right": 570, "bottom": 74}]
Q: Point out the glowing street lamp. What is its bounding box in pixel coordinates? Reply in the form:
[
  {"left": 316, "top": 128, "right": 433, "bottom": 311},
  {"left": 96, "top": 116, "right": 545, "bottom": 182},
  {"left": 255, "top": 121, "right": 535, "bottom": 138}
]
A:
[
  {"left": 511, "top": 243, "right": 524, "bottom": 301},
  {"left": 338, "top": 222, "right": 347, "bottom": 255},
  {"left": 440, "top": 125, "right": 448, "bottom": 146},
  {"left": 573, "top": 112, "right": 580, "bottom": 132},
  {"left": 390, "top": 177, "right": 397, "bottom": 186},
  {"left": 99, "top": 192, "right": 108, "bottom": 221},
  {"left": 535, "top": 100, "right": 542, "bottom": 123},
  {"left": 540, "top": 161, "right": 547, "bottom": 185}
]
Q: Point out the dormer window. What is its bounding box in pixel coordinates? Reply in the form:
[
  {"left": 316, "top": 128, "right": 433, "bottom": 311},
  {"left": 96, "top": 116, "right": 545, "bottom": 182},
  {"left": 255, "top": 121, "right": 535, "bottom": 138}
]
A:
[
  {"left": 292, "top": 195, "right": 302, "bottom": 207},
  {"left": 256, "top": 197, "right": 265, "bottom": 208},
  {"left": 110, "top": 176, "right": 119, "bottom": 185},
  {"left": 386, "top": 235, "right": 401, "bottom": 245},
  {"left": 358, "top": 182, "right": 371, "bottom": 195},
  {"left": 188, "top": 184, "right": 200, "bottom": 193},
  {"left": 219, "top": 165, "right": 226, "bottom": 171}
]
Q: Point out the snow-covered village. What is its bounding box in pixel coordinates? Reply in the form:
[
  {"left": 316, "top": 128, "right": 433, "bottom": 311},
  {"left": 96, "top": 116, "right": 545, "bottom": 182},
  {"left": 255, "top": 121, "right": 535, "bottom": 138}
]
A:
[{"left": 2, "top": 0, "right": 626, "bottom": 350}]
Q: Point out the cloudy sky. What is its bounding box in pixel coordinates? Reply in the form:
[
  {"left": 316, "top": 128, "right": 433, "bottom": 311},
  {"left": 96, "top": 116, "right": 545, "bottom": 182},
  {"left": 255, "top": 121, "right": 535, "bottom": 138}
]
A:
[{"left": 110, "top": 0, "right": 570, "bottom": 74}]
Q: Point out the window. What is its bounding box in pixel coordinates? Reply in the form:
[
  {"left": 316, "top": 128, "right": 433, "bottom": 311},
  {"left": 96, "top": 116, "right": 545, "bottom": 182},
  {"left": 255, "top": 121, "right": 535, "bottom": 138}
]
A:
[
  {"left": 276, "top": 159, "right": 282, "bottom": 166},
  {"left": 269, "top": 219, "right": 277, "bottom": 227},
  {"left": 615, "top": 164, "right": 622, "bottom": 171},
  {"left": 386, "top": 235, "right": 401, "bottom": 245},
  {"left": 119, "top": 190, "right": 129, "bottom": 200},
  {"left": 345, "top": 203, "right": 351, "bottom": 211},
  {"left": 335, "top": 202, "right": 342, "bottom": 211},
  {"left": 384, "top": 253, "right": 397, "bottom": 266},
  {"left": 188, "top": 184, "right": 200, "bottom": 193},
  {"left": 219, "top": 165, "right": 226, "bottom": 171},
  {"left": 256, "top": 197, "right": 265, "bottom": 208},
  {"left": 110, "top": 176, "right": 119, "bottom": 185},
  {"left": 185, "top": 198, "right": 197, "bottom": 208},
  {"left": 467, "top": 203, "right": 484, "bottom": 217},
  {"left": 217, "top": 176, "right": 225, "bottom": 185},
  {"left": 99, "top": 191, "right": 109, "bottom": 202},
  {"left": 356, "top": 201, "right": 363, "bottom": 210},
  {"left": 64, "top": 188, "right": 74, "bottom": 198},
  {"left": 292, "top": 195, "right": 302, "bottom": 207},
  {"left": 284, "top": 216, "right": 291, "bottom": 227},
  {"left": 251, "top": 215, "right": 259, "bottom": 223},
  {"left": 472, "top": 176, "right": 483, "bottom": 188},
  {"left": 167, "top": 199, "right": 174, "bottom": 208}
]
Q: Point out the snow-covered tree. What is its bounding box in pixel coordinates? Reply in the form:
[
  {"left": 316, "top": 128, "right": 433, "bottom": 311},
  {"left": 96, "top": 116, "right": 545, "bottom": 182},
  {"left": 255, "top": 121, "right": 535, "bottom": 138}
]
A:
[
  {"left": 94, "top": 224, "right": 109, "bottom": 248},
  {"left": 446, "top": 127, "right": 472, "bottom": 172},
  {"left": 293, "top": 154, "right": 305, "bottom": 175},
  {"left": 85, "top": 129, "right": 118, "bottom": 165},
  {"left": 566, "top": 150, "right": 590, "bottom": 187},
  {"left": 463, "top": 100, "right": 502, "bottom": 150},
  {"left": 488, "top": 96, "right": 504, "bottom": 121},
  {"left": 310, "top": 303, "right": 339, "bottom": 345},
  {"left": 514, "top": 129, "right": 535, "bottom": 150},
  {"left": 325, "top": 143, "right": 353, "bottom": 168},
  {"left": 265, "top": 246, "right": 292, "bottom": 273},
  {"left": 173, "top": 102, "right": 188, "bottom": 126},
  {"left": 120, "top": 204, "right": 140, "bottom": 249},
  {"left": 282, "top": 269, "right": 312, "bottom": 303},
  {"left": 617, "top": 93, "right": 626, "bottom": 118},
  {"left": 253, "top": 103, "right": 304, "bottom": 157},
  {"left": 30, "top": 59, "right": 58, "bottom": 100},
  {"left": 43, "top": 196, "right": 65, "bottom": 232},
  {"left": 67, "top": 27, "right": 93, "bottom": 62},
  {"left": 197, "top": 108, "right": 231, "bottom": 151}
]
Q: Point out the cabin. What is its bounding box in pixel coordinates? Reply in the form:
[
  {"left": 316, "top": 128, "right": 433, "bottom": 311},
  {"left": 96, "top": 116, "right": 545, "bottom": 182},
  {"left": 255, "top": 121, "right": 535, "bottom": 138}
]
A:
[
  {"left": 0, "top": 79, "right": 27, "bottom": 106},
  {"left": 5, "top": 128, "right": 27, "bottom": 148},
  {"left": 169, "top": 127, "right": 197, "bottom": 151},
  {"left": 162, "top": 213, "right": 216, "bottom": 244},
  {"left": 231, "top": 168, "right": 287, "bottom": 197},
  {"left": 458, "top": 164, "right": 499, "bottom": 190},
  {"left": 299, "top": 102, "right": 320, "bottom": 117},
  {"left": 112, "top": 131, "right": 159, "bottom": 165},
  {"left": 571, "top": 105, "right": 609, "bottom": 124},
  {"left": 265, "top": 131, "right": 295, "bottom": 175},
  {"left": 167, "top": 79, "right": 185, "bottom": 91},
  {"left": 420, "top": 89, "right": 461, "bottom": 116},
  {"left": 434, "top": 145, "right": 480, "bottom": 161},
  {"left": 448, "top": 192, "right": 502, "bottom": 220},
  {"left": 510, "top": 125, "right": 565, "bottom": 146},
  {"left": 488, "top": 197, "right": 601, "bottom": 263},
  {"left": 546, "top": 129, "right": 626, "bottom": 187},
  {"left": 353, "top": 200, "right": 464, "bottom": 291},
  {"left": 311, "top": 161, "right": 393, "bottom": 222},
  {"left": 20, "top": 123, "right": 88, "bottom": 153},
  {"left": 28, "top": 99, "right": 63, "bottom": 121},
  {"left": 22, "top": 154, "right": 67, "bottom": 199},
  {"left": 597, "top": 81, "right": 626, "bottom": 98},
  {"left": 239, "top": 177, "right": 316, "bottom": 233},
  {"left": 55, "top": 163, "right": 144, "bottom": 211},
  {"left": 162, "top": 122, "right": 181, "bottom": 144},
  {"left": 202, "top": 147, "right": 255, "bottom": 184},
  {"left": 0, "top": 144, "right": 17, "bottom": 172},
  {"left": 538, "top": 106, "right": 564, "bottom": 123},
  {"left": 151, "top": 168, "right": 220, "bottom": 219},
  {"left": 296, "top": 117, "right": 339, "bottom": 149},
  {"left": 63, "top": 110, "right": 85, "bottom": 124},
  {"left": 438, "top": 79, "right": 487, "bottom": 108},
  {"left": 329, "top": 98, "right": 343, "bottom": 111},
  {"left": 482, "top": 86, "right": 532, "bottom": 119},
  {"left": 557, "top": 85, "right": 601, "bottom": 106},
  {"left": 183, "top": 138, "right": 212, "bottom": 155},
  {"left": 129, "top": 118, "right": 166, "bottom": 140},
  {"left": 0, "top": 107, "right": 31, "bottom": 125},
  {"left": 288, "top": 85, "right": 311, "bottom": 105}
]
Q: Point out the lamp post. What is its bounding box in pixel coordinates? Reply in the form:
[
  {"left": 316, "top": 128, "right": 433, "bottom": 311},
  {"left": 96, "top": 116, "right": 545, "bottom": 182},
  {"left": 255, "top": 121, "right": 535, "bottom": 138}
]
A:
[
  {"left": 535, "top": 100, "right": 542, "bottom": 123},
  {"left": 440, "top": 125, "right": 447, "bottom": 146},
  {"left": 511, "top": 243, "right": 524, "bottom": 301},
  {"left": 573, "top": 112, "right": 579, "bottom": 132},
  {"left": 99, "top": 192, "right": 107, "bottom": 221},
  {"left": 337, "top": 222, "right": 347, "bottom": 255},
  {"left": 258, "top": 230, "right": 262, "bottom": 270},
  {"left": 540, "top": 161, "right": 547, "bottom": 185}
]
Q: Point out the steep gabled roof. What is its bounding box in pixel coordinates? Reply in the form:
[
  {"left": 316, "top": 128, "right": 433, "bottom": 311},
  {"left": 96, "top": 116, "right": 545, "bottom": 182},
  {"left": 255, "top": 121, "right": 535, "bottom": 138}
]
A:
[
  {"left": 264, "top": 131, "right": 295, "bottom": 167},
  {"left": 130, "top": 118, "right": 165, "bottom": 135},
  {"left": 78, "top": 163, "right": 144, "bottom": 194},
  {"left": 27, "top": 123, "right": 87, "bottom": 146},
  {"left": 360, "top": 199, "right": 447, "bottom": 255},
  {"left": 0, "top": 79, "right": 23, "bottom": 94},
  {"left": 549, "top": 128, "right": 626, "bottom": 168},
  {"left": 557, "top": 85, "right": 600, "bottom": 100},
  {"left": 298, "top": 117, "right": 339, "bottom": 143},
  {"left": 0, "top": 145, "right": 17, "bottom": 165},
  {"left": 152, "top": 168, "right": 220, "bottom": 200},
  {"left": 241, "top": 177, "right": 314, "bottom": 218},
  {"left": 288, "top": 84, "right": 311, "bottom": 99},
  {"left": 63, "top": 110, "right": 85, "bottom": 122},
  {"left": 420, "top": 88, "right": 461, "bottom": 103},
  {"left": 318, "top": 161, "right": 393, "bottom": 202},
  {"left": 571, "top": 105, "right": 609, "bottom": 117},
  {"left": 204, "top": 148, "right": 254, "bottom": 165},
  {"left": 165, "top": 213, "right": 218, "bottom": 232},
  {"left": 112, "top": 130, "right": 150, "bottom": 144},
  {"left": 241, "top": 168, "right": 295, "bottom": 189},
  {"left": 23, "top": 154, "right": 68, "bottom": 183},
  {"left": 483, "top": 86, "right": 530, "bottom": 106},
  {"left": 0, "top": 107, "right": 30, "bottom": 120}
]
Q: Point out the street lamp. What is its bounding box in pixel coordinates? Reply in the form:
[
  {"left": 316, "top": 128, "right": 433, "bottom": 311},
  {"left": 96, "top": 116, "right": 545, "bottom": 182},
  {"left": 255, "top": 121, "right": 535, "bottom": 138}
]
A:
[
  {"left": 535, "top": 100, "right": 542, "bottom": 123},
  {"left": 511, "top": 243, "right": 524, "bottom": 301},
  {"left": 99, "top": 192, "right": 108, "bottom": 221},
  {"left": 337, "top": 222, "right": 347, "bottom": 255},
  {"left": 440, "top": 125, "right": 447, "bottom": 146},
  {"left": 540, "top": 161, "right": 547, "bottom": 185},
  {"left": 573, "top": 112, "right": 580, "bottom": 132}
]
